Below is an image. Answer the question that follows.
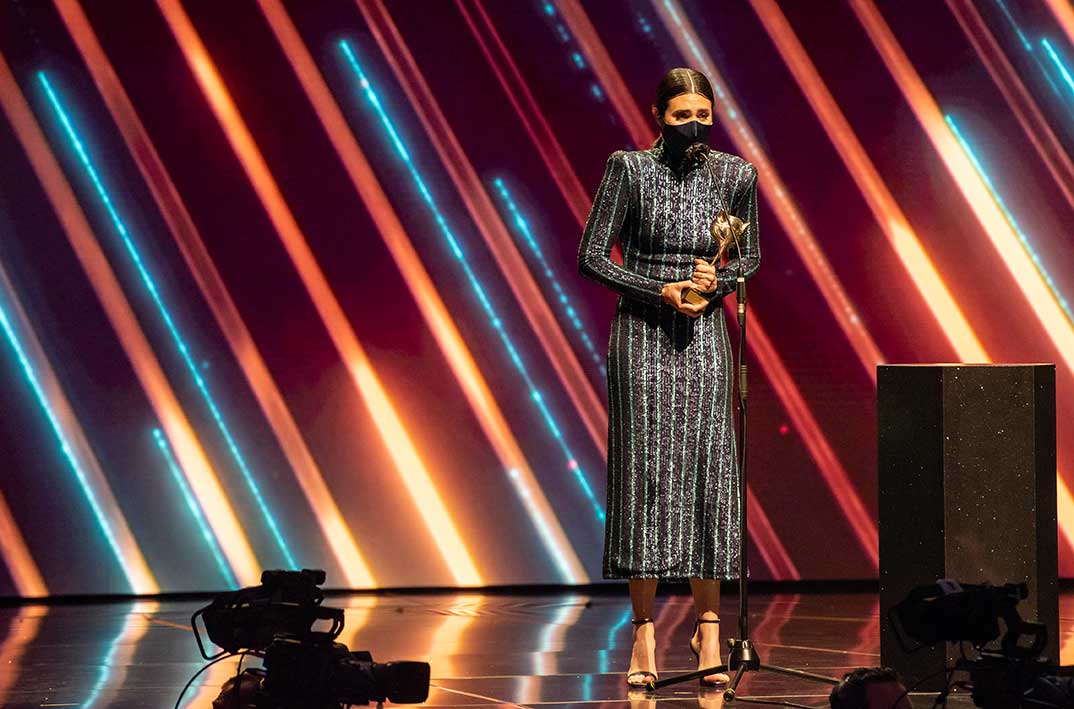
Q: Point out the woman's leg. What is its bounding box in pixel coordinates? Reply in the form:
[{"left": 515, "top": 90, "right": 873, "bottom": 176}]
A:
[
  {"left": 689, "top": 579, "right": 730, "bottom": 683},
  {"left": 630, "top": 578, "right": 658, "bottom": 619},
  {"left": 627, "top": 578, "right": 659, "bottom": 684}
]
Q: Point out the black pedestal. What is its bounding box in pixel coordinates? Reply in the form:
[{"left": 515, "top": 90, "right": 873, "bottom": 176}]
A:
[{"left": 877, "top": 364, "right": 1057, "bottom": 690}]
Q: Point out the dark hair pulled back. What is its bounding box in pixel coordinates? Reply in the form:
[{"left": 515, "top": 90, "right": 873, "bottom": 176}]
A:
[{"left": 652, "top": 67, "right": 715, "bottom": 170}]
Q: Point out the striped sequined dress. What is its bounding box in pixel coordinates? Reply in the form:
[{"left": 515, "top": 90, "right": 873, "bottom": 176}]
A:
[{"left": 578, "top": 142, "right": 760, "bottom": 579}]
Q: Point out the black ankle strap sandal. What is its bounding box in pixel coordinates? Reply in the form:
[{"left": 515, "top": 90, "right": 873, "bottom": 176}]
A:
[
  {"left": 626, "top": 618, "right": 657, "bottom": 688},
  {"left": 689, "top": 618, "right": 728, "bottom": 687}
]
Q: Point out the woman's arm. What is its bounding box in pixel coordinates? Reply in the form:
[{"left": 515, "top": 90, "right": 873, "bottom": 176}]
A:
[
  {"left": 708, "top": 163, "right": 760, "bottom": 299},
  {"left": 578, "top": 152, "right": 665, "bottom": 306}
]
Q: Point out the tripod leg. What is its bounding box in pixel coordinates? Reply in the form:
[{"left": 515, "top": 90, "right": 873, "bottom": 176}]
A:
[
  {"left": 757, "top": 664, "right": 840, "bottom": 685},
  {"left": 723, "top": 662, "right": 749, "bottom": 701}
]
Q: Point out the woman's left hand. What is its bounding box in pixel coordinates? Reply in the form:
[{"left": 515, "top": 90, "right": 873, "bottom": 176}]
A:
[{"left": 692, "top": 258, "right": 717, "bottom": 293}]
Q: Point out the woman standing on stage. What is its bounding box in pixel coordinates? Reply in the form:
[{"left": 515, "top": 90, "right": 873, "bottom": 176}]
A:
[{"left": 578, "top": 67, "right": 760, "bottom": 688}]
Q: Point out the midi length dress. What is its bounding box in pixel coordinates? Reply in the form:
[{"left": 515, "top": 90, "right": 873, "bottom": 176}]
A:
[{"left": 577, "top": 142, "right": 760, "bottom": 579}]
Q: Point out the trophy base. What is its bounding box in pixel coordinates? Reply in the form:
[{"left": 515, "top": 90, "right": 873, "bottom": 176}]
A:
[{"left": 682, "top": 289, "right": 709, "bottom": 306}]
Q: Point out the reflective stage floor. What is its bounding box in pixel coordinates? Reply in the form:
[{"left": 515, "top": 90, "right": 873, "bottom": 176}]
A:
[{"left": 2, "top": 586, "right": 1066, "bottom": 707}]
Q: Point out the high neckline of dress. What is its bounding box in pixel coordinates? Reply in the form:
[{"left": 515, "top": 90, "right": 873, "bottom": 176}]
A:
[{"left": 648, "top": 140, "right": 703, "bottom": 175}]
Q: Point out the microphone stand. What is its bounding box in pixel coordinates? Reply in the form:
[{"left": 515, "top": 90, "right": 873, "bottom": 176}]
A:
[{"left": 648, "top": 239, "right": 840, "bottom": 706}]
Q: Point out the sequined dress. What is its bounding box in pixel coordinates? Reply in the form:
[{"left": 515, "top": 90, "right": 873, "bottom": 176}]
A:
[{"left": 578, "top": 142, "right": 760, "bottom": 579}]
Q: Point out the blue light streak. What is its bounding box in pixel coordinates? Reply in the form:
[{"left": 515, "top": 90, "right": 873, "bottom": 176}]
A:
[
  {"left": 946, "top": 114, "right": 1074, "bottom": 323},
  {"left": 338, "top": 40, "right": 605, "bottom": 524},
  {"left": 153, "top": 428, "right": 237, "bottom": 588},
  {"left": 81, "top": 605, "right": 132, "bottom": 708},
  {"left": 491, "top": 177, "right": 606, "bottom": 378},
  {"left": 994, "top": 0, "right": 1032, "bottom": 51},
  {"left": 1042, "top": 38, "right": 1074, "bottom": 100},
  {"left": 598, "top": 607, "right": 633, "bottom": 674},
  {"left": 37, "top": 72, "right": 296, "bottom": 569},
  {"left": 0, "top": 274, "right": 131, "bottom": 590},
  {"left": 992, "top": 1, "right": 1074, "bottom": 112},
  {"left": 507, "top": 467, "right": 577, "bottom": 582}
]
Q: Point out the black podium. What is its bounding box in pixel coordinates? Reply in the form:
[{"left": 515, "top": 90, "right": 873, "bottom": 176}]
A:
[{"left": 877, "top": 364, "right": 1058, "bottom": 690}]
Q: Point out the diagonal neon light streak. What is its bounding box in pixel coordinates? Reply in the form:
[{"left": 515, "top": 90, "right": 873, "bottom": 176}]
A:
[
  {"left": 749, "top": 0, "right": 987, "bottom": 364},
  {"left": 0, "top": 306, "right": 121, "bottom": 587},
  {"left": 453, "top": 0, "right": 592, "bottom": 225},
  {"left": 54, "top": 0, "right": 374, "bottom": 588},
  {"left": 358, "top": 0, "right": 611, "bottom": 458},
  {"left": 37, "top": 72, "right": 296, "bottom": 571},
  {"left": 553, "top": 0, "right": 867, "bottom": 572},
  {"left": 0, "top": 49, "right": 260, "bottom": 586},
  {"left": 1042, "top": 38, "right": 1074, "bottom": 102},
  {"left": 1043, "top": 0, "right": 1074, "bottom": 72},
  {"left": 849, "top": 0, "right": 1074, "bottom": 557},
  {"left": 153, "top": 0, "right": 481, "bottom": 586},
  {"left": 991, "top": 0, "right": 1074, "bottom": 114},
  {"left": 752, "top": 0, "right": 1071, "bottom": 566},
  {"left": 340, "top": 39, "right": 605, "bottom": 524},
  {"left": 491, "top": 177, "right": 606, "bottom": 378},
  {"left": 0, "top": 259, "right": 154, "bottom": 593},
  {"left": 256, "top": 1, "right": 584, "bottom": 583},
  {"left": 947, "top": 115, "right": 1074, "bottom": 323},
  {"left": 253, "top": 0, "right": 584, "bottom": 584},
  {"left": 152, "top": 428, "right": 236, "bottom": 588},
  {"left": 0, "top": 488, "right": 44, "bottom": 597},
  {"left": 946, "top": 0, "right": 1074, "bottom": 216},
  {"left": 650, "top": 0, "right": 884, "bottom": 384}
]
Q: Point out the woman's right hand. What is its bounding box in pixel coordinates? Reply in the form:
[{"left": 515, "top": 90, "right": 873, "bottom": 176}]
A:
[{"left": 661, "top": 280, "right": 708, "bottom": 318}]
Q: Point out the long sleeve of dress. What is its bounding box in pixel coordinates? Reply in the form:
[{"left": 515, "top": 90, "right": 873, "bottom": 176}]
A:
[
  {"left": 709, "top": 164, "right": 760, "bottom": 299},
  {"left": 578, "top": 152, "right": 666, "bottom": 306}
]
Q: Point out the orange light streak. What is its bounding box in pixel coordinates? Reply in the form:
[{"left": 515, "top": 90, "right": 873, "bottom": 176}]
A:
[
  {"left": 0, "top": 489, "right": 45, "bottom": 597},
  {"left": 947, "top": 0, "right": 1074, "bottom": 214},
  {"left": 0, "top": 259, "right": 156, "bottom": 594},
  {"left": 554, "top": 0, "right": 876, "bottom": 570},
  {"left": 358, "top": 0, "right": 610, "bottom": 457},
  {"left": 746, "top": 488, "right": 798, "bottom": 579},
  {"left": 153, "top": 0, "right": 481, "bottom": 586},
  {"left": 427, "top": 594, "right": 482, "bottom": 679},
  {"left": 848, "top": 0, "right": 1074, "bottom": 555},
  {"left": 0, "top": 606, "right": 46, "bottom": 703},
  {"left": 254, "top": 0, "right": 585, "bottom": 583},
  {"left": 749, "top": 0, "right": 986, "bottom": 363},
  {"left": 648, "top": 0, "right": 884, "bottom": 384},
  {"left": 54, "top": 0, "right": 374, "bottom": 590},
  {"left": 0, "top": 51, "right": 261, "bottom": 587},
  {"left": 1045, "top": 0, "right": 1074, "bottom": 59}
]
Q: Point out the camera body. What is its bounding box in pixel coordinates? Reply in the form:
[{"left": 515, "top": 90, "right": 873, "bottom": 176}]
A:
[
  {"left": 191, "top": 569, "right": 430, "bottom": 707},
  {"left": 890, "top": 580, "right": 1072, "bottom": 709},
  {"left": 261, "top": 633, "right": 430, "bottom": 707}
]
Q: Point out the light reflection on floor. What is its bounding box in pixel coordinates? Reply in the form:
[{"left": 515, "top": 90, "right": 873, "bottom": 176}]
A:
[{"left": 1, "top": 587, "right": 1065, "bottom": 707}]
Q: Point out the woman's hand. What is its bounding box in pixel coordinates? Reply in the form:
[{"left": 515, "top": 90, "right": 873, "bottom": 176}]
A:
[
  {"left": 691, "top": 258, "right": 718, "bottom": 293},
  {"left": 661, "top": 280, "right": 708, "bottom": 318}
]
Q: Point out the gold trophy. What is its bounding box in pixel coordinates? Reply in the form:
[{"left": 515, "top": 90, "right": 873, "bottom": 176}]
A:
[{"left": 682, "top": 209, "right": 750, "bottom": 305}]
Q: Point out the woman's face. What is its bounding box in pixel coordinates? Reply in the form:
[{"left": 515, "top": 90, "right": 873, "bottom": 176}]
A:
[{"left": 654, "top": 92, "right": 713, "bottom": 126}]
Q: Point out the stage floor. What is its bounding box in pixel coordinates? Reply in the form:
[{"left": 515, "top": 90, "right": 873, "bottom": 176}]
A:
[{"left": 0, "top": 586, "right": 1053, "bottom": 707}]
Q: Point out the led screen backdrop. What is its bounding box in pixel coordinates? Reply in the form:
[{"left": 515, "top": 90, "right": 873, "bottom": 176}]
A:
[{"left": 0, "top": 0, "right": 1072, "bottom": 595}]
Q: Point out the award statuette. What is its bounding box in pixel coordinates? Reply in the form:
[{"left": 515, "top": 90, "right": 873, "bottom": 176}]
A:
[{"left": 682, "top": 208, "right": 750, "bottom": 305}]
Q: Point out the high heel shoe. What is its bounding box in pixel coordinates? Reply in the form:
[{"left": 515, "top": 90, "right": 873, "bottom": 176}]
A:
[
  {"left": 689, "top": 617, "right": 729, "bottom": 687},
  {"left": 626, "top": 617, "right": 658, "bottom": 688}
]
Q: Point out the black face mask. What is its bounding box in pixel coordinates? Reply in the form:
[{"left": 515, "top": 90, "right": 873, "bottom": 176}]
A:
[{"left": 661, "top": 119, "right": 712, "bottom": 160}]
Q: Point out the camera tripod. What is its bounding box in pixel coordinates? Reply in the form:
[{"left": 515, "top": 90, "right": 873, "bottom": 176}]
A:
[{"left": 647, "top": 263, "right": 841, "bottom": 707}]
